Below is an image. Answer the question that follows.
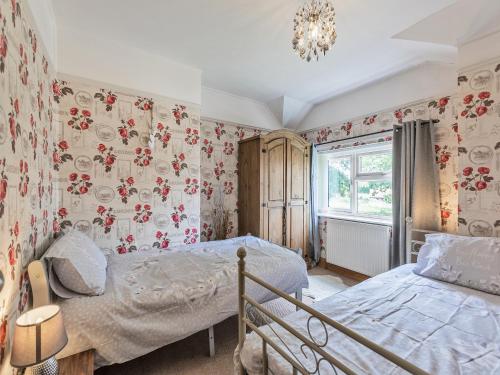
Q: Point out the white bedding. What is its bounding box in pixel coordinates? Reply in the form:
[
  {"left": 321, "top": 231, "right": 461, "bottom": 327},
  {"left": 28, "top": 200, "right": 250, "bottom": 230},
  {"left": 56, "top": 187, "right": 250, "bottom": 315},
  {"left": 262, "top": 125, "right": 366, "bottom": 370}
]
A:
[
  {"left": 240, "top": 264, "right": 500, "bottom": 375},
  {"left": 56, "top": 236, "right": 308, "bottom": 367}
]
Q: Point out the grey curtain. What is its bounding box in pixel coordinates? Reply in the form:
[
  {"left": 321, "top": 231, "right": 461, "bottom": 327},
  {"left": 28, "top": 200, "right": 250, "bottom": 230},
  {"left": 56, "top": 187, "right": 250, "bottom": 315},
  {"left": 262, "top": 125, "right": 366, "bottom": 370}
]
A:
[
  {"left": 309, "top": 145, "right": 321, "bottom": 264},
  {"left": 391, "top": 120, "right": 441, "bottom": 268}
]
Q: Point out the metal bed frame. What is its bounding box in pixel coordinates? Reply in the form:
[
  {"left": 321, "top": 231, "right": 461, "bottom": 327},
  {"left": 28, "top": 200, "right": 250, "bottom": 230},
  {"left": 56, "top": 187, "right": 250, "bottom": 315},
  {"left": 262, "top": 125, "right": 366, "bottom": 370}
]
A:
[{"left": 236, "top": 217, "right": 434, "bottom": 375}]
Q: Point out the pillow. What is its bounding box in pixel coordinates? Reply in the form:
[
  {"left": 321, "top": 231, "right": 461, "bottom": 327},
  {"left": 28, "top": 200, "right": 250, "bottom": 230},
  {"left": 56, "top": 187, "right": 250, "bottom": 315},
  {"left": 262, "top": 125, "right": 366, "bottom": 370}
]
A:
[
  {"left": 43, "top": 230, "right": 107, "bottom": 298},
  {"left": 414, "top": 233, "right": 500, "bottom": 295}
]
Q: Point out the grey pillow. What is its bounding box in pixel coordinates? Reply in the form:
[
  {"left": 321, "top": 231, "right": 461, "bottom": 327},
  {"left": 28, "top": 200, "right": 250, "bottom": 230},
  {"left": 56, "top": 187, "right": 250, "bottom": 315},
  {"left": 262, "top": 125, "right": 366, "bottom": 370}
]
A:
[
  {"left": 414, "top": 233, "right": 500, "bottom": 295},
  {"left": 44, "top": 230, "right": 107, "bottom": 297}
]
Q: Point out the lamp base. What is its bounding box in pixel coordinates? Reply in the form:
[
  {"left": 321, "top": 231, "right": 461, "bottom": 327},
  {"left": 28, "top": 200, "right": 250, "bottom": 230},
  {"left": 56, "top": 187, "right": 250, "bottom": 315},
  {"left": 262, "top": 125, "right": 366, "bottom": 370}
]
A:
[{"left": 29, "top": 356, "right": 59, "bottom": 375}]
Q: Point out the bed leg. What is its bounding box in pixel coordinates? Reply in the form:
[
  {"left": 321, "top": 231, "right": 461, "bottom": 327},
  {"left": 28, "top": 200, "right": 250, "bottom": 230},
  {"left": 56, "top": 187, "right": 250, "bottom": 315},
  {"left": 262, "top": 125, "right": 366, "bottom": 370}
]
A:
[
  {"left": 208, "top": 325, "right": 215, "bottom": 357},
  {"left": 295, "top": 289, "right": 302, "bottom": 311}
]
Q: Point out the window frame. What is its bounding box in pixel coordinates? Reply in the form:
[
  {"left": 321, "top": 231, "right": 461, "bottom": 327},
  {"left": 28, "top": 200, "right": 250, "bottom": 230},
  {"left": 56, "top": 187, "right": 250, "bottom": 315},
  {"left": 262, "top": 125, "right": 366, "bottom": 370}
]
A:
[{"left": 323, "top": 143, "right": 393, "bottom": 222}]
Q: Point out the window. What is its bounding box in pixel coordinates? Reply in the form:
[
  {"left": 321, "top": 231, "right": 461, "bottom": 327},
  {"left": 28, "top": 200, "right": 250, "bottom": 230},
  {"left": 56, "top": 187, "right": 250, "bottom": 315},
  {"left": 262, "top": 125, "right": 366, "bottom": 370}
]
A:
[{"left": 319, "top": 144, "right": 392, "bottom": 221}]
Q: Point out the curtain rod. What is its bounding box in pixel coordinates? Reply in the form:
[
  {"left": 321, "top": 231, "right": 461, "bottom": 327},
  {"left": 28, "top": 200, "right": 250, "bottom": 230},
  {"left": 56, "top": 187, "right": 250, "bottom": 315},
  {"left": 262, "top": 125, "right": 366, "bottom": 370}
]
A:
[
  {"left": 313, "top": 128, "right": 393, "bottom": 147},
  {"left": 313, "top": 119, "right": 439, "bottom": 147}
]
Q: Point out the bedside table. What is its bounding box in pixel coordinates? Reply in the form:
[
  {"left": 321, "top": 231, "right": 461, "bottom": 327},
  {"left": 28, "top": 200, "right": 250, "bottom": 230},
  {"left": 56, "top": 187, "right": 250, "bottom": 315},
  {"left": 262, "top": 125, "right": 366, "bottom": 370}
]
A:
[{"left": 59, "top": 350, "right": 94, "bottom": 375}]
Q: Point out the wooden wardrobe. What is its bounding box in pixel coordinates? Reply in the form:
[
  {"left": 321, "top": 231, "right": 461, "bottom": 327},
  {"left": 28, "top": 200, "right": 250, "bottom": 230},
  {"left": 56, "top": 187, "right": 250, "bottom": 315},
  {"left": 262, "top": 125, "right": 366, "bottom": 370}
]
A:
[{"left": 238, "top": 130, "right": 310, "bottom": 255}]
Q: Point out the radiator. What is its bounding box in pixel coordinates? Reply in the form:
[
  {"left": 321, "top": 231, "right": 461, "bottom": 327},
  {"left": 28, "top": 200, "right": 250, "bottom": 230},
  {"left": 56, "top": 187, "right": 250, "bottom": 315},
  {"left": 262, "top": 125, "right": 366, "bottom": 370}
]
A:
[{"left": 326, "top": 218, "right": 391, "bottom": 277}]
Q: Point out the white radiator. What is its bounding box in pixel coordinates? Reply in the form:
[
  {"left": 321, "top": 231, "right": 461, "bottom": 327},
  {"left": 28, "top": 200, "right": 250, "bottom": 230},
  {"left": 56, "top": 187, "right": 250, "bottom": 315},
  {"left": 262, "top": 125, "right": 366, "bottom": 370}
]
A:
[{"left": 326, "top": 218, "right": 391, "bottom": 277}]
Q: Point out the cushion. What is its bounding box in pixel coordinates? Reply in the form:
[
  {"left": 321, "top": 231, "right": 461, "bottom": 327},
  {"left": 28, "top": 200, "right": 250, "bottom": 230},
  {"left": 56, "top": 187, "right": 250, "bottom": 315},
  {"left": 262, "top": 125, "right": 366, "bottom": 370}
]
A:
[
  {"left": 44, "top": 230, "right": 107, "bottom": 298},
  {"left": 414, "top": 233, "right": 500, "bottom": 295}
]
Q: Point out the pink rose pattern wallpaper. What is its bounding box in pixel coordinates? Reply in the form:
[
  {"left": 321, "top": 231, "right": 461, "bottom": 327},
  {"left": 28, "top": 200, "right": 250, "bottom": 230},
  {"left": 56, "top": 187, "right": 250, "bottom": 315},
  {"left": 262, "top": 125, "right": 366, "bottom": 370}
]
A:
[
  {"left": 301, "top": 94, "right": 461, "bottom": 258},
  {"left": 0, "top": 0, "right": 58, "bottom": 371},
  {"left": 457, "top": 61, "right": 500, "bottom": 237},
  {"left": 54, "top": 79, "right": 201, "bottom": 254},
  {"left": 199, "top": 120, "right": 265, "bottom": 241},
  {"left": 304, "top": 60, "right": 500, "bottom": 257},
  {"left": 0, "top": 0, "right": 498, "bottom": 370}
]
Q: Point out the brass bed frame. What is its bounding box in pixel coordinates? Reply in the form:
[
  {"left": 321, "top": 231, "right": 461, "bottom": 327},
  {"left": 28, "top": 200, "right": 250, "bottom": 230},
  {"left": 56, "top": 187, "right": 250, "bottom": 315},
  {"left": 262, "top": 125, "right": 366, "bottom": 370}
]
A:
[{"left": 236, "top": 217, "right": 433, "bottom": 375}]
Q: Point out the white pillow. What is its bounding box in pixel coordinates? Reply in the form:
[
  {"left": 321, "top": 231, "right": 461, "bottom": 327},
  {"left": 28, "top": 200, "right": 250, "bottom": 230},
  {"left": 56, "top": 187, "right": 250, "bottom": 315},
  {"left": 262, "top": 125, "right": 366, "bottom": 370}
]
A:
[
  {"left": 414, "top": 233, "right": 500, "bottom": 295},
  {"left": 44, "top": 230, "right": 107, "bottom": 298}
]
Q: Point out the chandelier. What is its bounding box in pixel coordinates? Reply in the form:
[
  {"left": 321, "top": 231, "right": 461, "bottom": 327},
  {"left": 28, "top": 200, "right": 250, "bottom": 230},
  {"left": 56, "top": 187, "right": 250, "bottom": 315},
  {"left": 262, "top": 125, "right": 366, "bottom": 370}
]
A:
[{"left": 292, "top": 0, "right": 337, "bottom": 62}]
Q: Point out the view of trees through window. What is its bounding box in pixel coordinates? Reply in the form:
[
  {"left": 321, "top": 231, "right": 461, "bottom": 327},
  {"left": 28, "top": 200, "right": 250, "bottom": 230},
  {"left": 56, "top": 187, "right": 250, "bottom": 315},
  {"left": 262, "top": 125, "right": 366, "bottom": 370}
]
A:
[
  {"left": 328, "top": 149, "right": 392, "bottom": 219},
  {"left": 328, "top": 157, "right": 351, "bottom": 210}
]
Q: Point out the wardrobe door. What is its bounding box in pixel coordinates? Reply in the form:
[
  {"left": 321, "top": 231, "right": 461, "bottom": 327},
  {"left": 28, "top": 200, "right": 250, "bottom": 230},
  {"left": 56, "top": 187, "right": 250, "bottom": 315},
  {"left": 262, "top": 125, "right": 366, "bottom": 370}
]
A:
[
  {"left": 238, "top": 138, "right": 263, "bottom": 237},
  {"left": 263, "top": 138, "right": 287, "bottom": 245},
  {"left": 286, "top": 138, "right": 309, "bottom": 253}
]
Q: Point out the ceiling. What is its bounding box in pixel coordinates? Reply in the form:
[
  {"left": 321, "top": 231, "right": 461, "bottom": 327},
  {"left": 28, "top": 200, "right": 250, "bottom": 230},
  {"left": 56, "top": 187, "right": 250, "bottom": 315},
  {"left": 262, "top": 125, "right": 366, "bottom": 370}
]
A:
[
  {"left": 52, "top": 0, "right": 458, "bottom": 107},
  {"left": 394, "top": 0, "right": 500, "bottom": 47}
]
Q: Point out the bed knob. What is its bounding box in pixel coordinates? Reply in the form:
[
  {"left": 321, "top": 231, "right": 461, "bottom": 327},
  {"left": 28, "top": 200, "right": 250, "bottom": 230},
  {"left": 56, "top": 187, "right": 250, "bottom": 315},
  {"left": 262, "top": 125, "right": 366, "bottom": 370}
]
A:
[{"left": 237, "top": 247, "right": 247, "bottom": 259}]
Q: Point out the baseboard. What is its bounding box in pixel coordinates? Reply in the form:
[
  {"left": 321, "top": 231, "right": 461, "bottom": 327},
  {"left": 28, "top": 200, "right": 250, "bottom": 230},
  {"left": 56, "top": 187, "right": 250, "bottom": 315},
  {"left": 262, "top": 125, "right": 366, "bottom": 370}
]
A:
[{"left": 324, "top": 262, "right": 370, "bottom": 282}]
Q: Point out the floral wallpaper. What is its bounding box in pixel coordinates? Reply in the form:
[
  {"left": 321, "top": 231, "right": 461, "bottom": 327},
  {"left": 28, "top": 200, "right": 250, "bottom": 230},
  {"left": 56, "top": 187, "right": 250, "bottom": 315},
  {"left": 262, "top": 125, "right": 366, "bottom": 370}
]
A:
[
  {"left": 0, "top": 2, "right": 268, "bottom": 368},
  {"left": 457, "top": 61, "right": 500, "bottom": 237},
  {"left": 0, "top": 1, "right": 498, "bottom": 371},
  {"left": 301, "top": 94, "right": 461, "bottom": 258},
  {"left": 0, "top": 0, "right": 58, "bottom": 372},
  {"left": 54, "top": 79, "right": 201, "bottom": 254},
  {"left": 199, "top": 120, "right": 265, "bottom": 241}
]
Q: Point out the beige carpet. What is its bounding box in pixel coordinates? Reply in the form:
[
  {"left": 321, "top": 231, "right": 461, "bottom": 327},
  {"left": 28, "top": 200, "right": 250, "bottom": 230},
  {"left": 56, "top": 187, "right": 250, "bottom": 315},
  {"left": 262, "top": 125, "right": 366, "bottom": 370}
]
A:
[
  {"left": 302, "top": 275, "right": 349, "bottom": 301},
  {"left": 95, "top": 268, "right": 355, "bottom": 375}
]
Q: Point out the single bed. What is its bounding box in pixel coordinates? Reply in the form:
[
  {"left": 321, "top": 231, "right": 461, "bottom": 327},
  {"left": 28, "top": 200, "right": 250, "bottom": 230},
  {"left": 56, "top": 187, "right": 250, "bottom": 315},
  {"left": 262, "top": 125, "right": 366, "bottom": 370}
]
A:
[
  {"left": 239, "top": 263, "right": 500, "bottom": 374},
  {"left": 31, "top": 235, "right": 308, "bottom": 368},
  {"left": 236, "top": 223, "right": 500, "bottom": 375}
]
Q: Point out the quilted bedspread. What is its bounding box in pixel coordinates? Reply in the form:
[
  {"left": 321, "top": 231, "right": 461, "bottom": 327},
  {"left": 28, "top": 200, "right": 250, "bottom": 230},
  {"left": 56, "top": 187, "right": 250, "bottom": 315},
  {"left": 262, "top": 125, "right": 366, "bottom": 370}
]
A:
[
  {"left": 240, "top": 264, "right": 500, "bottom": 375},
  {"left": 56, "top": 236, "right": 308, "bottom": 367}
]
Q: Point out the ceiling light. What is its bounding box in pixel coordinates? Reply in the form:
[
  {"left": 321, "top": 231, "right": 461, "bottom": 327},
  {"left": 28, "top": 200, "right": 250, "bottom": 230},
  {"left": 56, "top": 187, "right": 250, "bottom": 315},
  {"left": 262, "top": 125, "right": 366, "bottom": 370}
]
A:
[{"left": 292, "top": 0, "right": 337, "bottom": 62}]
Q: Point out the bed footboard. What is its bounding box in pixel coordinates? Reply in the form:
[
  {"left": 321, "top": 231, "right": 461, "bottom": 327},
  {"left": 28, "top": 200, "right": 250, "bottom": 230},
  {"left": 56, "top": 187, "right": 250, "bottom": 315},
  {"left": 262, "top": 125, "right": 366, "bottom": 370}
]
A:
[{"left": 237, "top": 247, "right": 429, "bottom": 375}]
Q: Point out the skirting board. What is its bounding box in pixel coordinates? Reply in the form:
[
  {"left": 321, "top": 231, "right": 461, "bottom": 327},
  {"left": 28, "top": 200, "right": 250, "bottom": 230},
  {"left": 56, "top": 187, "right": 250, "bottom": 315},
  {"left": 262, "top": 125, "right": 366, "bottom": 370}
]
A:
[{"left": 319, "top": 259, "right": 370, "bottom": 282}]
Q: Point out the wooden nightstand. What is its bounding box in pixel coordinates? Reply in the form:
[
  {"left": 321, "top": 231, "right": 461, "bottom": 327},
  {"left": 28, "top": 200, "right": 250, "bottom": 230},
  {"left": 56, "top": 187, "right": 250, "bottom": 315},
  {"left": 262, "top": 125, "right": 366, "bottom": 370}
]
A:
[{"left": 59, "top": 350, "right": 94, "bottom": 375}]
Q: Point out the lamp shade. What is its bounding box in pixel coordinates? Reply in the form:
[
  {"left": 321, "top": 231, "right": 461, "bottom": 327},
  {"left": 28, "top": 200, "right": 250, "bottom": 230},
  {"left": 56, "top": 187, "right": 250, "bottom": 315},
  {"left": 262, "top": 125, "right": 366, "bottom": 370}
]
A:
[{"left": 11, "top": 305, "right": 67, "bottom": 368}]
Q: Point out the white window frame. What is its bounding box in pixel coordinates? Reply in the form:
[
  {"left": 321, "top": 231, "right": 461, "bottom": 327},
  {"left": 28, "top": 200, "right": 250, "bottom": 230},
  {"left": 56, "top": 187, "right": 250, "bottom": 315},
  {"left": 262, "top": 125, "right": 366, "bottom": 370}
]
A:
[{"left": 320, "top": 143, "right": 392, "bottom": 222}]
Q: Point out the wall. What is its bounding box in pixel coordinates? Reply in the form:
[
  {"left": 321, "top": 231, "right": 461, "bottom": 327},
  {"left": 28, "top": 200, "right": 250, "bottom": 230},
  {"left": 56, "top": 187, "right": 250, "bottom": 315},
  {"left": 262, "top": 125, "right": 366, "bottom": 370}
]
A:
[
  {"left": 199, "top": 119, "right": 266, "bottom": 241},
  {"left": 201, "top": 87, "right": 281, "bottom": 130},
  {"left": 302, "top": 94, "right": 460, "bottom": 258},
  {"left": 458, "top": 31, "right": 500, "bottom": 69},
  {"left": 298, "top": 62, "right": 457, "bottom": 131},
  {"left": 0, "top": 0, "right": 57, "bottom": 372},
  {"left": 54, "top": 78, "right": 201, "bottom": 252},
  {"left": 457, "top": 59, "right": 500, "bottom": 237},
  {"left": 24, "top": 0, "right": 57, "bottom": 67},
  {"left": 57, "top": 28, "right": 202, "bottom": 105}
]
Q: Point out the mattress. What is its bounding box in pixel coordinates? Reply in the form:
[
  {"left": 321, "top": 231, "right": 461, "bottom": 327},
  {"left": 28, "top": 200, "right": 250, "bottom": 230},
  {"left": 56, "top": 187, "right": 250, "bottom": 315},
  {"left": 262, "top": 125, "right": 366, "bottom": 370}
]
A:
[
  {"left": 240, "top": 264, "right": 500, "bottom": 375},
  {"left": 56, "top": 236, "right": 308, "bottom": 367}
]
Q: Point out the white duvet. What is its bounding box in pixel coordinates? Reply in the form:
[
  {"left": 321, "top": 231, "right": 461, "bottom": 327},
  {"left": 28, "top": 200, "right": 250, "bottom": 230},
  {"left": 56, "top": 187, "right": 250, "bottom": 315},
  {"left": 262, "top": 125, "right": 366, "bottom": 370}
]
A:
[
  {"left": 56, "top": 236, "right": 308, "bottom": 367},
  {"left": 240, "top": 264, "right": 500, "bottom": 375}
]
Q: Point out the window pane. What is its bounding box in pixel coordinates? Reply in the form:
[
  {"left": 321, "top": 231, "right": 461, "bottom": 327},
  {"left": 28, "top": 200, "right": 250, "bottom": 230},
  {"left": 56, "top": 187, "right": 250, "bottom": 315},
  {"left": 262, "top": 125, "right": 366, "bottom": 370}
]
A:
[
  {"left": 359, "top": 152, "right": 392, "bottom": 174},
  {"left": 357, "top": 180, "right": 392, "bottom": 217},
  {"left": 328, "top": 158, "right": 351, "bottom": 211}
]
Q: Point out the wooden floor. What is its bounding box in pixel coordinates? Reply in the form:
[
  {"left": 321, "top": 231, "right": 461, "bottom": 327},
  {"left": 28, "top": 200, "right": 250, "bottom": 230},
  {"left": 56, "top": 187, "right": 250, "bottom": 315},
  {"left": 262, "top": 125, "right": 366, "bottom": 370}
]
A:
[{"left": 95, "top": 265, "right": 360, "bottom": 375}]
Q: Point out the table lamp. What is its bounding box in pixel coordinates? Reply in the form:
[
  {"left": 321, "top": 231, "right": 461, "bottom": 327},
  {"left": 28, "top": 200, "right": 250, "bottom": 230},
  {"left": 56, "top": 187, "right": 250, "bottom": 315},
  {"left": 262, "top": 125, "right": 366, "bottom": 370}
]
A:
[{"left": 11, "top": 305, "right": 68, "bottom": 375}]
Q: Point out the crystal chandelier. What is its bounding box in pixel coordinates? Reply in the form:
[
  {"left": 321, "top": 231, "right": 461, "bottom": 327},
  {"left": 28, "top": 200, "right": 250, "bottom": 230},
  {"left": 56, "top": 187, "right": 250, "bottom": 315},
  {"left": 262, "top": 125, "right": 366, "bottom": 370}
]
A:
[{"left": 292, "top": 0, "right": 337, "bottom": 62}]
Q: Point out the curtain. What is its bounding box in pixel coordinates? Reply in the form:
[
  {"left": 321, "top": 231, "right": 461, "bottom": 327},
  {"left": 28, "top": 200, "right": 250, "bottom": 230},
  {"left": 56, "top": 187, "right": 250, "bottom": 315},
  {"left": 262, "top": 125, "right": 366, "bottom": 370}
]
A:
[
  {"left": 309, "top": 145, "right": 321, "bottom": 264},
  {"left": 391, "top": 120, "right": 441, "bottom": 268}
]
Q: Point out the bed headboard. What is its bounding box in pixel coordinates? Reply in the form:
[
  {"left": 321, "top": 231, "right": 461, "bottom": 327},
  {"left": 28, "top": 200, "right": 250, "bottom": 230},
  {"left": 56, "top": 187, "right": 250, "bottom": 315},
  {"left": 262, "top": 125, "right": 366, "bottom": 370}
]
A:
[
  {"left": 27, "top": 260, "right": 51, "bottom": 307},
  {"left": 405, "top": 217, "right": 440, "bottom": 263}
]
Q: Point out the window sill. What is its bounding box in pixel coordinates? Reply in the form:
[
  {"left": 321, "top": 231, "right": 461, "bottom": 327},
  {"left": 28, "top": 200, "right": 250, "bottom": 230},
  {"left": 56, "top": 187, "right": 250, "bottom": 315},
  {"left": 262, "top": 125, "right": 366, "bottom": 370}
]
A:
[{"left": 318, "top": 213, "right": 392, "bottom": 227}]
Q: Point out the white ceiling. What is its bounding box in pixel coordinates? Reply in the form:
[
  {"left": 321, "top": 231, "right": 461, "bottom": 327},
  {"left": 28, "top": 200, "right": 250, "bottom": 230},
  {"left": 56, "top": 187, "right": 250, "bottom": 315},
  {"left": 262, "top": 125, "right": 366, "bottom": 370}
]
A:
[
  {"left": 52, "top": 0, "right": 458, "bottom": 106},
  {"left": 394, "top": 0, "right": 500, "bottom": 47}
]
